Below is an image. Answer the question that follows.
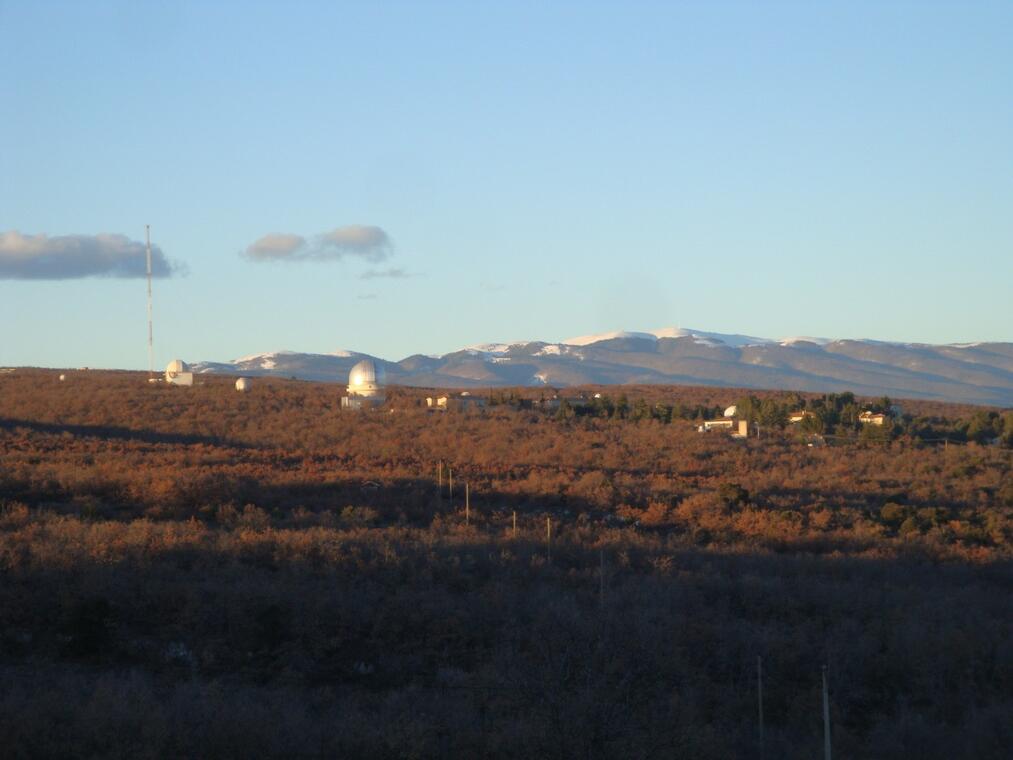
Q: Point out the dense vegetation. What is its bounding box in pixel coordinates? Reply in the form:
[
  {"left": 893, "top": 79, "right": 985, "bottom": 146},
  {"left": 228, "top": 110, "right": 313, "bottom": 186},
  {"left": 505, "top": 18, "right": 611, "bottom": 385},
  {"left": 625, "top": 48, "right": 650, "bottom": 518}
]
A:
[{"left": 1, "top": 370, "right": 1010, "bottom": 758}]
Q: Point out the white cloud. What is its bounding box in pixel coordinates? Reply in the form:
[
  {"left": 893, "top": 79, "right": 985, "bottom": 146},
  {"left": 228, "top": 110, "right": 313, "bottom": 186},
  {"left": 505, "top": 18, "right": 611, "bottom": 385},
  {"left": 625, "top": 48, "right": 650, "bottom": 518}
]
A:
[
  {"left": 316, "top": 225, "right": 392, "bottom": 262},
  {"left": 0, "top": 231, "right": 180, "bottom": 280},
  {"left": 243, "top": 225, "right": 393, "bottom": 263},
  {"left": 243, "top": 233, "right": 306, "bottom": 261},
  {"left": 359, "top": 267, "right": 413, "bottom": 280}
]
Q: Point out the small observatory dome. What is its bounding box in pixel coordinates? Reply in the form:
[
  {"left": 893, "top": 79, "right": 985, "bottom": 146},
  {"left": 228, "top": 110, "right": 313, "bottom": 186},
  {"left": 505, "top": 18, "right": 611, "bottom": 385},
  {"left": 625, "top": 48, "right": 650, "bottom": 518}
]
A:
[
  {"left": 723, "top": 405, "right": 738, "bottom": 419},
  {"left": 235, "top": 377, "right": 251, "bottom": 392},
  {"left": 347, "top": 359, "right": 385, "bottom": 398}
]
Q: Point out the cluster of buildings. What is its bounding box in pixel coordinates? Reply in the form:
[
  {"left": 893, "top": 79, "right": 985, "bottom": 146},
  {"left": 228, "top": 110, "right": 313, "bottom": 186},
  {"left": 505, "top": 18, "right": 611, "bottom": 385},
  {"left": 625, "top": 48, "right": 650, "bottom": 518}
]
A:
[
  {"left": 156, "top": 358, "right": 904, "bottom": 427},
  {"left": 789, "top": 409, "right": 891, "bottom": 426},
  {"left": 156, "top": 357, "right": 488, "bottom": 408},
  {"left": 164, "top": 359, "right": 249, "bottom": 392},
  {"left": 340, "top": 360, "right": 568, "bottom": 412},
  {"left": 697, "top": 403, "right": 893, "bottom": 436},
  {"left": 426, "top": 393, "right": 485, "bottom": 411}
]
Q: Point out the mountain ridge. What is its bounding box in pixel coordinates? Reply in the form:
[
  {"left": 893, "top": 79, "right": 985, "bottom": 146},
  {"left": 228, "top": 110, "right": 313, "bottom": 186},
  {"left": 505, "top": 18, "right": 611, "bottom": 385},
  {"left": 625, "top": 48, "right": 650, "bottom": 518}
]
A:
[{"left": 190, "top": 327, "right": 1013, "bottom": 406}]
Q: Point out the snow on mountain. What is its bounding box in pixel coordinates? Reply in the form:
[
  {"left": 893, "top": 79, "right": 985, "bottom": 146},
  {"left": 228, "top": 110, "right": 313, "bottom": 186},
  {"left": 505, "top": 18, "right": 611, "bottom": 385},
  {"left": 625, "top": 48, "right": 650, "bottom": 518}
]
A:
[
  {"left": 467, "top": 343, "right": 515, "bottom": 355},
  {"left": 779, "top": 336, "right": 832, "bottom": 347},
  {"left": 233, "top": 349, "right": 359, "bottom": 368},
  {"left": 563, "top": 327, "right": 772, "bottom": 348},
  {"left": 563, "top": 330, "right": 660, "bottom": 346},
  {"left": 234, "top": 350, "right": 297, "bottom": 364},
  {"left": 653, "top": 327, "right": 774, "bottom": 347}
]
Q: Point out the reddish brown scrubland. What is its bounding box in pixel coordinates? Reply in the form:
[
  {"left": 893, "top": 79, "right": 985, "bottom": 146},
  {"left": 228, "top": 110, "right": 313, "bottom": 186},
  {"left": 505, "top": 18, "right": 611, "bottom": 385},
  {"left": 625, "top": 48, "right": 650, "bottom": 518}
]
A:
[{"left": 1, "top": 370, "right": 1010, "bottom": 758}]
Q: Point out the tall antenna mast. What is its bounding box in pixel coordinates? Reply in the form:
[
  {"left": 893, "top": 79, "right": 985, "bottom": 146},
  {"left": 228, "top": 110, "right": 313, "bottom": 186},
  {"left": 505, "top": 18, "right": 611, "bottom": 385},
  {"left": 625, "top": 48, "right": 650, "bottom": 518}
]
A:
[{"left": 146, "top": 224, "right": 153, "bottom": 378}]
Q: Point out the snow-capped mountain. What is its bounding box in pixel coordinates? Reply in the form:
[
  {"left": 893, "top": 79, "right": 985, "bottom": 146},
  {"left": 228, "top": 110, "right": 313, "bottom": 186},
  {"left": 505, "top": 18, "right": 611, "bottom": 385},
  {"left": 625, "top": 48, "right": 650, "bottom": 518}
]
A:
[{"left": 190, "top": 327, "right": 1013, "bottom": 406}]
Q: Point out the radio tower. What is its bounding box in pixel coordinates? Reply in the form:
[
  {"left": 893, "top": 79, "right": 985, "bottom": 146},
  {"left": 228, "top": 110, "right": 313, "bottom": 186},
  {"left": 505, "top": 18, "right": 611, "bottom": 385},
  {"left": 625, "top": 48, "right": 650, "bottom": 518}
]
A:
[{"left": 146, "top": 225, "right": 154, "bottom": 379}]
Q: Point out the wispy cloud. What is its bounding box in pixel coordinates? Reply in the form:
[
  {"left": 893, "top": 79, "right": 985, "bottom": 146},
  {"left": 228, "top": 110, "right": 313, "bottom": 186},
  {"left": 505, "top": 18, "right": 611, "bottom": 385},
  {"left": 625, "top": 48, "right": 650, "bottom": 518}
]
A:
[
  {"left": 316, "top": 226, "right": 392, "bottom": 262},
  {"left": 243, "top": 225, "right": 393, "bottom": 263},
  {"left": 359, "top": 267, "right": 416, "bottom": 280},
  {"left": 0, "top": 231, "right": 180, "bottom": 280},
  {"left": 243, "top": 233, "right": 306, "bottom": 261},
  {"left": 357, "top": 292, "right": 379, "bottom": 300}
]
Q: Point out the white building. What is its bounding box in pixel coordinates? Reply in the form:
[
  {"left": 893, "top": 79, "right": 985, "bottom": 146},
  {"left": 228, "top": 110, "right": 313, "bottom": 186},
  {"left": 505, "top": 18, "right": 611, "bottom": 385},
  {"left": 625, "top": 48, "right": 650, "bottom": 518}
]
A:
[
  {"left": 698, "top": 419, "right": 735, "bottom": 432},
  {"left": 235, "top": 377, "right": 251, "bottom": 392},
  {"left": 165, "top": 359, "right": 194, "bottom": 386},
  {"left": 341, "top": 359, "right": 385, "bottom": 409}
]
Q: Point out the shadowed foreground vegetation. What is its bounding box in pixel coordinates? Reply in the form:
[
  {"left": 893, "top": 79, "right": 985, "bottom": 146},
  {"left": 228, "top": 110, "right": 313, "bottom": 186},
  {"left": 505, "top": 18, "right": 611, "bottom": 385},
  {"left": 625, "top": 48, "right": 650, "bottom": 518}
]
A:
[{"left": 1, "top": 370, "right": 1010, "bottom": 758}]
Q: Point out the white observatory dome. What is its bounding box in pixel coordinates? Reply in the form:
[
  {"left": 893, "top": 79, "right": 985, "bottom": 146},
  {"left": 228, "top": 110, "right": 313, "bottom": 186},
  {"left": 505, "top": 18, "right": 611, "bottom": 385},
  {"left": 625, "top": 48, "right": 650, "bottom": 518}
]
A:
[
  {"left": 166, "top": 359, "right": 189, "bottom": 376},
  {"left": 347, "top": 359, "right": 385, "bottom": 398},
  {"left": 723, "top": 405, "right": 738, "bottom": 419},
  {"left": 164, "top": 359, "right": 194, "bottom": 386},
  {"left": 235, "top": 377, "right": 251, "bottom": 392}
]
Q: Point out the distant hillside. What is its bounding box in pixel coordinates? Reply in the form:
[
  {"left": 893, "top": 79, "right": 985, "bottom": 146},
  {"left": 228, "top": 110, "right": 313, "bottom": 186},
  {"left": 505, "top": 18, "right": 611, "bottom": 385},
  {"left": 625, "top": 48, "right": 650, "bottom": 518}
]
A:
[{"left": 191, "top": 327, "right": 1013, "bottom": 406}]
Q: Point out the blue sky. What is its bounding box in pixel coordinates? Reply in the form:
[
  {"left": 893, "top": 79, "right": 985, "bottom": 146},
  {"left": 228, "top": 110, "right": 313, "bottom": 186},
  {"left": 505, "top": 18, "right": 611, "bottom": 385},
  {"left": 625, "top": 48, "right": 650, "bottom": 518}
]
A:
[{"left": 2, "top": 1, "right": 1011, "bottom": 369}]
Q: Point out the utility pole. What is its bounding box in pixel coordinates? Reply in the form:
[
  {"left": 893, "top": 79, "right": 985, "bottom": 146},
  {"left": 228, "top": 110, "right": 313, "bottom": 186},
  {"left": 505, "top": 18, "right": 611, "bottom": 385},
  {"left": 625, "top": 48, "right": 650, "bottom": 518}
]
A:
[
  {"left": 512, "top": 511, "right": 517, "bottom": 538},
  {"left": 465, "top": 482, "right": 470, "bottom": 525},
  {"left": 145, "top": 224, "right": 153, "bottom": 379},
  {"left": 449, "top": 466, "right": 453, "bottom": 503},
  {"left": 822, "top": 665, "right": 832, "bottom": 760},
  {"left": 757, "top": 656, "right": 765, "bottom": 759}
]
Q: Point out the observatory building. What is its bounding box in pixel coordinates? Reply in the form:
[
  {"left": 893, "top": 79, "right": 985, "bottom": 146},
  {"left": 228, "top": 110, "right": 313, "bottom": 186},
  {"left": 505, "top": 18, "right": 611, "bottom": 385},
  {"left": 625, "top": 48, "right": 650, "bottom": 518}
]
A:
[
  {"left": 341, "top": 359, "right": 385, "bottom": 409},
  {"left": 235, "top": 377, "right": 251, "bottom": 393},
  {"left": 165, "top": 359, "right": 194, "bottom": 387}
]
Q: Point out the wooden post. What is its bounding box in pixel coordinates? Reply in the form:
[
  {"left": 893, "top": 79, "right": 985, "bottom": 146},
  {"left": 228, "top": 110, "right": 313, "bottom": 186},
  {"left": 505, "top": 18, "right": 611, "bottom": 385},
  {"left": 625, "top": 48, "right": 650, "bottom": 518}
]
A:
[
  {"left": 757, "top": 655, "right": 765, "bottom": 759},
  {"left": 546, "top": 516, "right": 552, "bottom": 564},
  {"left": 822, "top": 665, "right": 832, "bottom": 760},
  {"left": 465, "top": 482, "right": 470, "bottom": 525},
  {"left": 449, "top": 466, "right": 453, "bottom": 503},
  {"left": 512, "top": 511, "right": 517, "bottom": 538},
  {"left": 438, "top": 460, "right": 442, "bottom": 491}
]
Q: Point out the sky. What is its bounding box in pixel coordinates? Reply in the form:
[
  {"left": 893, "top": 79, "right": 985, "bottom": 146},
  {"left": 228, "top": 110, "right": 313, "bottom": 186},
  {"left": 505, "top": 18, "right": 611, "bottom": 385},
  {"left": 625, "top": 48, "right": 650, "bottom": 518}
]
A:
[{"left": 1, "top": 1, "right": 1011, "bottom": 370}]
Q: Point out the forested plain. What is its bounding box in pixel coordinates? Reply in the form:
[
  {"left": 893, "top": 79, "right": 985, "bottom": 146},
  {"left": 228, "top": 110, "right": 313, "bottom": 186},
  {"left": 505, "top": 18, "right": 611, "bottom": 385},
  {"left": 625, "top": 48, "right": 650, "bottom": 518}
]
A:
[{"left": 1, "top": 369, "right": 1011, "bottom": 759}]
